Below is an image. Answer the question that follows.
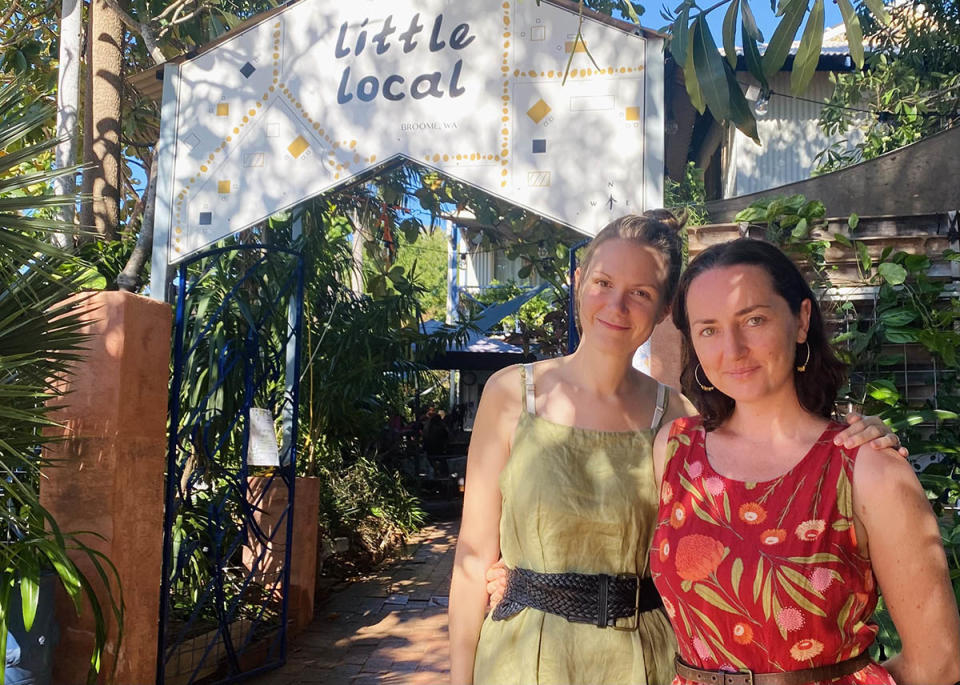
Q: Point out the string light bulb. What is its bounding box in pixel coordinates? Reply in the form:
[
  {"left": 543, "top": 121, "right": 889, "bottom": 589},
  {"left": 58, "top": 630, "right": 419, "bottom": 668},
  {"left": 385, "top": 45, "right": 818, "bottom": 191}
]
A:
[{"left": 755, "top": 92, "right": 770, "bottom": 115}]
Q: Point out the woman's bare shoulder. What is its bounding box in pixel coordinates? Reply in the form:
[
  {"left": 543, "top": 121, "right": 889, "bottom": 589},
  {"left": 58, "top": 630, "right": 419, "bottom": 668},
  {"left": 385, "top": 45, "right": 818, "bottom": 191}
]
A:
[
  {"left": 655, "top": 380, "right": 697, "bottom": 423},
  {"left": 480, "top": 364, "right": 524, "bottom": 410}
]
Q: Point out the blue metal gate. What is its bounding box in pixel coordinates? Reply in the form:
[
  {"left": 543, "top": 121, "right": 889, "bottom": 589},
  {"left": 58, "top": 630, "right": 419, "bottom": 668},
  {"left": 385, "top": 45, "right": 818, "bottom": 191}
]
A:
[{"left": 158, "top": 244, "right": 305, "bottom": 684}]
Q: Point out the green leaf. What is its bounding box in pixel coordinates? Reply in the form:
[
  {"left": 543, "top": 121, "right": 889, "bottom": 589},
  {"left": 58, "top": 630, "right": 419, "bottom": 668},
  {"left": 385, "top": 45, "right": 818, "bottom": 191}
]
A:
[
  {"left": 763, "top": 0, "right": 807, "bottom": 80},
  {"left": 692, "top": 497, "right": 720, "bottom": 525},
  {"left": 690, "top": 605, "right": 724, "bottom": 639},
  {"left": 726, "top": 65, "right": 761, "bottom": 142},
  {"left": 903, "top": 254, "right": 930, "bottom": 272},
  {"left": 622, "top": 0, "right": 642, "bottom": 24},
  {"left": 672, "top": 6, "right": 690, "bottom": 69},
  {"left": 684, "top": 17, "right": 707, "bottom": 114},
  {"left": 787, "top": 553, "right": 843, "bottom": 564},
  {"left": 791, "top": 0, "right": 824, "bottom": 96},
  {"left": 706, "top": 633, "right": 751, "bottom": 671},
  {"left": 731, "top": 557, "right": 744, "bottom": 596},
  {"left": 878, "top": 308, "right": 917, "bottom": 327},
  {"left": 777, "top": 571, "right": 828, "bottom": 616},
  {"left": 878, "top": 262, "right": 907, "bottom": 285},
  {"left": 740, "top": 0, "right": 763, "bottom": 42},
  {"left": 780, "top": 565, "right": 825, "bottom": 599},
  {"left": 836, "top": 0, "right": 864, "bottom": 69},
  {"left": 752, "top": 557, "right": 764, "bottom": 602},
  {"left": 868, "top": 379, "right": 900, "bottom": 404},
  {"left": 884, "top": 327, "right": 917, "bottom": 344},
  {"left": 694, "top": 582, "right": 741, "bottom": 614},
  {"left": 862, "top": 0, "right": 891, "bottom": 26},
  {"left": 723, "top": 0, "right": 740, "bottom": 69},
  {"left": 847, "top": 212, "right": 859, "bottom": 231},
  {"left": 856, "top": 241, "right": 872, "bottom": 272},
  {"left": 761, "top": 570, "right": 772, "bottom": 620},
  {"left": 741, "top": 30, "right": 769, "bottom": 93},
  {"left": 833, "top": 234, "right": 852, "bottom": 248},
  {"left": 692, "top": 19, "right": 732, "bottom": 122},
  {"left": 19, "top": 570, "right": 40, "bottom": 633},
  {"left": 837, "top": 593, "right": 855, "bottom": 631},
  {"left": 791, "top": 218, "right": 809, "bottom": 239}
]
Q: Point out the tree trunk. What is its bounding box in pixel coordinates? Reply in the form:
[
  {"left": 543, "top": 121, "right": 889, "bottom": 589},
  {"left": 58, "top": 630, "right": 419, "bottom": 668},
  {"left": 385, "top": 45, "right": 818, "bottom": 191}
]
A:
[
  {"left": 117, "top": 150, "right": 158, "bottom": 291},
  {"left": 349, "top": 210, "right": 367, "bottom": 296},
  {"left": 80, "top": 0, "right": 123, "bottom": 240},
  {"left": 53, "top": 0, "right": 82, "bottom": 247}
]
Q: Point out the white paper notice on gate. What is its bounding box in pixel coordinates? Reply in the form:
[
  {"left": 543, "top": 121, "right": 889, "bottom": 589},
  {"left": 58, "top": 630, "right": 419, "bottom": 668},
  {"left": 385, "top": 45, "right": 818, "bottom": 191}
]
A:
[{"left": 248, "top": 407, "right": 281, "bottom": 467}]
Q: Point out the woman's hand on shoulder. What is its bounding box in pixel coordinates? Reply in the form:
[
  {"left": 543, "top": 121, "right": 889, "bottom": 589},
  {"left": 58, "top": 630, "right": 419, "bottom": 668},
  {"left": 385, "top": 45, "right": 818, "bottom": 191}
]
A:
[
  {"left": 835, "top": 412, "right": 908, "bottom": 458},
  {"left": 853, "top": 444, "right": 960, "bottom": 685}
]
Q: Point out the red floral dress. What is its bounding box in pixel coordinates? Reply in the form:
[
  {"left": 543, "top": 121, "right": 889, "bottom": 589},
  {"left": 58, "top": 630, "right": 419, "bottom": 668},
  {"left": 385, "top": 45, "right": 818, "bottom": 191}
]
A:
[{"left": 649, "top": 417, "right": 896, "bottom": 684}]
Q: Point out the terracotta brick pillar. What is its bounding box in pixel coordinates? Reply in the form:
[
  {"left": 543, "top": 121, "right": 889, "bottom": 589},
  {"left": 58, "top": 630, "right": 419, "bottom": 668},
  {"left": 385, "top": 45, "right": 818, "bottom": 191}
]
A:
[
  {"left": 650, "top": 318, "right": 685, "bottom": 391},
  {"left": 41, "top": 291, "right": 171, "bottom": 684},
  {"left": 244, "top": 475, "right": 321, "bottom": 634}
]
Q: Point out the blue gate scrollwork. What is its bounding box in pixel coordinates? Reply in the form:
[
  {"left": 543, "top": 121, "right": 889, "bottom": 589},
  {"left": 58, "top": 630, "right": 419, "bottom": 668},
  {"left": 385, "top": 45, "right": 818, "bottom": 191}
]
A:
[{"left": 159, "top": 244, "right": 305, "bottom": 684}]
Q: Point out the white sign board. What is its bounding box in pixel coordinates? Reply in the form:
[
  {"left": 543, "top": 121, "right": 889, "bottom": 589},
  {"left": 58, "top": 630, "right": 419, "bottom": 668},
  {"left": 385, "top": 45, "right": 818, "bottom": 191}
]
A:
[
  {"left": 248, "top": 407, "right": 281, "bottom": 467},
  {"left": 151, "top": 0, "right": 663, "bottom": 275}
]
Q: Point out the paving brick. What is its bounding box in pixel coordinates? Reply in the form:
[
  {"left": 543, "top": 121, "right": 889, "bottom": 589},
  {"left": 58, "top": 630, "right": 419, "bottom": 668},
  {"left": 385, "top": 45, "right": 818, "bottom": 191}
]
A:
[{"left": 247, "top": 521, "right": 456, "bottom": 685}]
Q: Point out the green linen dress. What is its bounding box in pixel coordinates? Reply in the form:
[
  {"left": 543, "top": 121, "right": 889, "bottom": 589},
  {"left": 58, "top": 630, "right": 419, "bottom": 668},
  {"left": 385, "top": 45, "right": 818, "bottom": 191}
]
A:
[{"left": 473, "top": 365, "right": 677, "bottom": 685}]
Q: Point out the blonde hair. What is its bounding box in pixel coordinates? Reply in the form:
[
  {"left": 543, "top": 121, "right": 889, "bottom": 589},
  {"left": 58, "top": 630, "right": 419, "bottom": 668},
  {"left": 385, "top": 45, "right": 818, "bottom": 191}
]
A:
[{"left": 575, "top": 209, "right": 687, "bottom": 323}]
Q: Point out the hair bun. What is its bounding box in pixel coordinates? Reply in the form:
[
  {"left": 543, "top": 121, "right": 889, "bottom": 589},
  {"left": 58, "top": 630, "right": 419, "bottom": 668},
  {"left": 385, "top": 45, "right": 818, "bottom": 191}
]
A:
[{"left": 642, "top": 208, "right": 688, "bottom": 233}]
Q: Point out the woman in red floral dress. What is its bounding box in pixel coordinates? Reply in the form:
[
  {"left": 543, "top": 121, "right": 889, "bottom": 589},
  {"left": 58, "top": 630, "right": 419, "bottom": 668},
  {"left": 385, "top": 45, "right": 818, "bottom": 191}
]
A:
[{"left": 651, "top": 239, "right": 960, "bottom": 685}]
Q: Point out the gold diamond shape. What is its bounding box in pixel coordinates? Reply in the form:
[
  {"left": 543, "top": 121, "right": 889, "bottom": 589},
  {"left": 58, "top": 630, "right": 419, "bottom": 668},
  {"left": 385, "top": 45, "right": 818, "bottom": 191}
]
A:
[
  {"left": 287, "top": 135, "right": 309, "bottom": 158},
  {"left": 625, "top": 106, "right": 641, "bottom": 121},
  {"left": 216, "top": 103, "right": 229, "bottom": 116},
  {"left": 526, "top": 99, "right": 551, "bottom": 124},
  {"left": 217, "top": 180, "right": 231, "bottom": 194}
]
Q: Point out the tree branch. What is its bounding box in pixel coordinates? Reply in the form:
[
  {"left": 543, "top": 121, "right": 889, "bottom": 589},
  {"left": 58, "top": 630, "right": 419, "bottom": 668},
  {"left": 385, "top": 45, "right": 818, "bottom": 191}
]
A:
[
  {"left": 0, "top": 0, "right": 22, "bottom": 31},
  {"left": 116, "top": 149, "right": 157, "bottom": 291},
  {"left": 99, "top": 0, "right": 166, "bottom": 63}
]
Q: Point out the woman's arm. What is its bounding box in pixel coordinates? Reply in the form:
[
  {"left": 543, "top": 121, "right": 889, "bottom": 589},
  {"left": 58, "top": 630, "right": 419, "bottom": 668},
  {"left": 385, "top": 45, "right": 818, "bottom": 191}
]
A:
[
  {"left": 853, "top": 445, "right": 960, "bottom": 685},
  {"left": 449, "top": 366, "right": 521, "bottom": 685}
]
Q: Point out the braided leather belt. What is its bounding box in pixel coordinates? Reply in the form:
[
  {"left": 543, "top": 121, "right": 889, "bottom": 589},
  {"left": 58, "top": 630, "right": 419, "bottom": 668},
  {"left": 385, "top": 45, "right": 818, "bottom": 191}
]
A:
[
  {"left": 490, "top": 567, "right": 662, "bottom": 628},
  {"left": 675, "top": 652, "right": 872, "bottom": 685}
]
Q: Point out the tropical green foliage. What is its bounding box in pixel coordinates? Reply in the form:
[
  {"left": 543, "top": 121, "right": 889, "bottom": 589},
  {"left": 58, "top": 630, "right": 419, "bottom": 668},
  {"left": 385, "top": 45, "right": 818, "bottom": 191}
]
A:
[
  {"left": 735, "top": 194, "right": 960, "bottom": 657},
  {"left": 665, "top": 162, "right": 708, "bottom": 228},
  {"left": 816, "top": 0, "right": 960, "bottom": 172},
  {"left": 658, "top": 0, "right": 888, "bottom": 143},
  {"left": 0, "top": 81, "right": 122, "bottom": 684}
]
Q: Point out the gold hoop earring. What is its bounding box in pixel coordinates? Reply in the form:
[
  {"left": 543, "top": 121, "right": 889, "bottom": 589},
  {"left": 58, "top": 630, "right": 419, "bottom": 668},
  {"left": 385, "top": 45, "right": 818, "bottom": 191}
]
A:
[
  {"left": 796, "top": 341, "right": 811, "bottom": 372},
  {"left": 695, "top": 364, "right": 714, "bottom": 392}
]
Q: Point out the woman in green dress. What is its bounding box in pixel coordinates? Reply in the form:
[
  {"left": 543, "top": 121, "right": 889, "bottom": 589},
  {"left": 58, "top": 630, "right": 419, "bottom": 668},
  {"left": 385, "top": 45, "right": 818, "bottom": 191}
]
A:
[{"left": 448, "top": 212, "right": 903, "bottom": 685}]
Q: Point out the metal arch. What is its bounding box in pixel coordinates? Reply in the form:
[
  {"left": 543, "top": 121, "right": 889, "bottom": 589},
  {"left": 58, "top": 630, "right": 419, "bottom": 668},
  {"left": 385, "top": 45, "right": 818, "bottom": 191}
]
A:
[{"left": 158, "top": 243, "right": 305, "bottom": 684}]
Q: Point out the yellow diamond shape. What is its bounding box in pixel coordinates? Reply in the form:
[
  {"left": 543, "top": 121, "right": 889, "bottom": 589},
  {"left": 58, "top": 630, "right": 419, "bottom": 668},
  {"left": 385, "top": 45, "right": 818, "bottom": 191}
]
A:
[
  {"left": 527, "top": 99, "right": 551, "bottom": 124},
  {"left": 564, "top": 40, "right": 588, "bottom": 53},
  {"left": 625, "top": 106, "right": 641, "bottom": 121},
  {"left": 217, "top": 180, "right": 231, "bottom": 194},
  {"left": 216, "top": 103, "right": 229, "bottom": 116},
  {"left": 287, "top": 135, "right": 309, "bottom": 158}
]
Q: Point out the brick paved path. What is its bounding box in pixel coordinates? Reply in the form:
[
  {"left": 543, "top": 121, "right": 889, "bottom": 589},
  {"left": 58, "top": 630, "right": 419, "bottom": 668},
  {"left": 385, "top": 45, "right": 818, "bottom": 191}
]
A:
[{"left": 251, "top": 519, "right": 456, "bottom": 685}]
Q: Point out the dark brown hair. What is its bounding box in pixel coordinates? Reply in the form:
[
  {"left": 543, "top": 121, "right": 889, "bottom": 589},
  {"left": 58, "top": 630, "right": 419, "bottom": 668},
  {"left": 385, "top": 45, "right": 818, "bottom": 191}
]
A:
[
  {"left": 575, "top": 210, "right": 686, "bottom": 324},
  {"left": 671, "top": 238, "right": 847, "bottom": 430}
]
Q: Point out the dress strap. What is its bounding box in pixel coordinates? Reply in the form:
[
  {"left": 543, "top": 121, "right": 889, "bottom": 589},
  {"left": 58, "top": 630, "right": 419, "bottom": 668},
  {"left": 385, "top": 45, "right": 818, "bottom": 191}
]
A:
[
  {"left": 650, "top": 382, "right": 668, "bottom": 431},
  {"left": 521, "top": 363, "right": 536, "bottom": 415}
]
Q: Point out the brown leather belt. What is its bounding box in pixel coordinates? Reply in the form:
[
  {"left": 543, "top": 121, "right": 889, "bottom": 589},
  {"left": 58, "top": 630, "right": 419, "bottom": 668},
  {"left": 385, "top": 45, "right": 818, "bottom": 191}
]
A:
[{"left": 675, "top": 652, "right": 872, "bottom": 685}]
